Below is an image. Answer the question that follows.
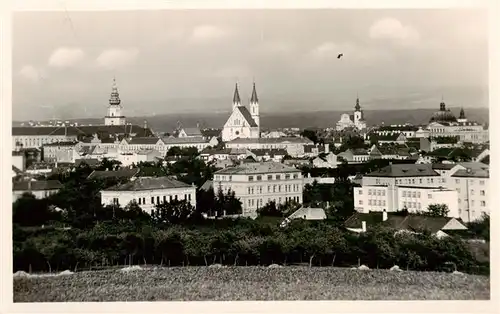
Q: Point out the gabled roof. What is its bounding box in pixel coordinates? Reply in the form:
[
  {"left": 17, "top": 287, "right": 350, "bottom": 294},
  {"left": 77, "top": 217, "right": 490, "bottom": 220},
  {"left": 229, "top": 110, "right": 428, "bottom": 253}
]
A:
[
  {"left": 13, "top": 180, "right": 63, "bottom": 191},
  {"left": 162, "top": 136, "right": 208, "bottom": 144},
  {"left": 236, "top": 106, "right": 258, "bottom": 127},
  {"left": 87, "top": 168, "right": 140, "bottom": 180},
  {"left": 125, "top": 137, "right": 162, "bottom": 145},
  {"left": 200, "top": 128, "right": 222, "bottom": 138},
  {"left": 200, "top": 147, "right": 231, "bottom": 155},
  {"left": 43, "top": 141, "right": 79, "bottom": 147},
  {"left": 180, "top": 128, "right": 202, "bottom": 137},
  {"left": 200, "top": 180, "right": 213, "bottom": 192},
  {"left": 75, "top": 159, "right": 100, "bottom": 167},
  {"left": 365, "top": 163, "right": 440, "bottom": 177},
  {"left": 214, "top": 161, "right": 299, "bottom": 175},
  {"left": 104, "top": 176, "right": 192, "bottom": 191},
  {"left": 228, "top": 137, "right": 312, "bottom": 144},
  {"left": 451, "top": 168, "right": 489, "bottom": 178},
  {"left": 432, "top": 163, "right": 456, "bottom": 170},
  {"left": 250, "top": 148, "right": 287, "bottom": 157},
  {"left": 287, "top": 207, "right": 327, "bottom": 221}
]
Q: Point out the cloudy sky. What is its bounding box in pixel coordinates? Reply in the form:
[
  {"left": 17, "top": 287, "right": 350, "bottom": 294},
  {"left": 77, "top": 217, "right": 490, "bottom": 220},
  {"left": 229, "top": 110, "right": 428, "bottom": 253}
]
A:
[{"left": 13, "top": 9, "right": 488, "bottom": 121}]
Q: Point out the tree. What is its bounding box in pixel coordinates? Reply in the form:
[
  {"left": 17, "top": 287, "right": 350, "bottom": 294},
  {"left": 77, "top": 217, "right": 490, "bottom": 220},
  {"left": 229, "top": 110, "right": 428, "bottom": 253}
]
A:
[
  {"left": 427, "top": 204, "right": 450, "bottom": 217},
  {"left": 13, "top": 193, "right": 61, "bottom": 226},
  {"left": 214, "top": 187, "right": 242, "bottom": 216},
  {"left": 152, "top": 199, "right": 195, "bottom": 225},
  {"left": 300, "top": 129, "right": 319, "bottom": 144},
  {"left": 257, "top": 201, "right": 282, "bottom": 217}
]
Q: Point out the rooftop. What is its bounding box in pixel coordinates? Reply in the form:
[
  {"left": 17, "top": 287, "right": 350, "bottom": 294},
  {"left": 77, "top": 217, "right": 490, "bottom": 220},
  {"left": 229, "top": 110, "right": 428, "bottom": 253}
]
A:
[
  {"left": 365, "top": 163, "right": 440, "bottom": 177},
  {"left": 13, "top": 180, "right": 63, "bottom": 191},
  {"left": 87, "top": 168, "right": 140, "bottom": 180},
  {"left": 214, "top": 161, "right": 300, "bottom": 175},
  {"left": 104, "top": 176, "right": 193, "bottom": 191},
  {"left": 227, "top": 137, "right": 313, "bottom": 144}
]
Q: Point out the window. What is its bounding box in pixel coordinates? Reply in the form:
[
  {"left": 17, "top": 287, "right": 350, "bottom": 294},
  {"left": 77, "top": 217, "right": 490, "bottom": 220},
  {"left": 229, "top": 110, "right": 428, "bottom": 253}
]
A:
[
  {"left": 257, "top": 175, "right": 262, "bottom": 181},
  {"left": 259, "top": 186, "right": 263, "bottom": 193},
  {"left": 268, "top": 186, "right": 271, "bottom": 192},
  {"left": 458, "top": 198, "right": 461, "bottom": 204},
  {"left": 359, "top": 189, "right": 363, "bottom": 195},
  {"left": 412, "top": 191, "right": 417, "bottom": 198},
  {"left": 377, "top": 200, "right": 381, "bottom": 206},
  {"left": 455, "top": 179, "right": 460, "bottom": 184},
  {"left": 229, "top": 176, "right": 232, "bottom": 181},
  {"left": 267, "top": 175, "right": 272, "bottom": 180},
  {"left": 249, "top": 176, "right": 254, "bottom": 181},
  {"left": 293, "top": 174, "right": 298, "bottom": 179},
  {"left": 113, "top": 198, "right": 119, "bottom": 205},
  {"left": 175, "top": 195, "right": 178, "bottom": 200},
  {"left": 273, "top": 185, "right": 276, "bottom": 192},
  {"left": 471, "top": 189, "right": 475, "bottom": 196},
  {"left": 188, "top": 194, "right": 192, "bottom": 201},
  {"left": 419, "top": 178, "right": 423, "bottom": 184},
  {"left": 248, "top": 199, "right": 251, "bottom": 206},
  {"left": 480, "top": 201, "right": 486, "bottom": 207},
  {"left": 138, "top": 198, "right": 142, "bottom": 205},
  {"left": 430, "top": 178, "right": 434, "bottom": 183},
  {"left": 163, "top": 196, "right": 167, "bottom": 203},
  {"left": 471, "top": 200, "right": 475, "bottom": 206},
  {"left": 417, "top": 192, "right": 421, "bottom": 198},
  {"left": 402, "top": 191, "right": 406, "bottom": 197},
  {"left": 359, "top": 200, "right": 363, "bottom": 205},
  {"left": 479, "top": 180, "right": 485, "bottom": 185},
  {"left": 469, "top": 180, "right": 474, "bottom": 186},
  {"left": 143, "top": 197, "right": 146, "bottom": 204},
  {"left": 251, "top": 187, "right": 254, "bottom": 194},
  {"left": 278, "top": 197, "right": 281, "bottom": 203},
  {"left": 480, "top": 190, "right": 485, "bottom": 196},
  {"left": 428, "top": 194, "right": 432, "bottom": 199},
  {"left": 157, "top": 196, "right": 160, "bottom": 204},
  {"left": 285, "top": 174, "right": 290, "bottom": 180},
  {"left": 248, "top": 187, "right": 251, "bottom": 194},
  {"left": 403, "top": 201, "right": 407, "bottom": 207},
  {"left": 278, "top": 185, "right": 281, "bottom": 192},
  {"left": 184, "top": 194, "right": 187, "bottom": 200},
  {"left": 369, "top": 189, "right": 372, "bottom": 196},
  {"left": 276, "top": 175, "right": 281, "bottom": 180}
]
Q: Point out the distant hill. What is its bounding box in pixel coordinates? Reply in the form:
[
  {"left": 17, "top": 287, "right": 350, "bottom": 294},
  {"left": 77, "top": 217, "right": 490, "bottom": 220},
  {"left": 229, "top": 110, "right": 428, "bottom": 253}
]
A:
[{"left": 13, "top": 107, "right": 489, "bottom": 132}]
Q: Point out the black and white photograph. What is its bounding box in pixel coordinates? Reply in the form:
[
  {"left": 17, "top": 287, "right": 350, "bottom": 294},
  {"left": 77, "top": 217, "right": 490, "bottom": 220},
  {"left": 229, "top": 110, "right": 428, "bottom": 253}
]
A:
[{"left": 4, "top": 0, "right": 495, "bottom": 308}]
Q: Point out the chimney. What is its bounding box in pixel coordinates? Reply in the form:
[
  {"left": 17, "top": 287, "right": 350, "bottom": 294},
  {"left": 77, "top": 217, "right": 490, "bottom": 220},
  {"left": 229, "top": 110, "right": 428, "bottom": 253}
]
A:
[
  {"left": 383, "top": 210, "right": 388, "bottom": 221},
  {"left": 361, "top": 221, "right": 366, "bottom": 232}
]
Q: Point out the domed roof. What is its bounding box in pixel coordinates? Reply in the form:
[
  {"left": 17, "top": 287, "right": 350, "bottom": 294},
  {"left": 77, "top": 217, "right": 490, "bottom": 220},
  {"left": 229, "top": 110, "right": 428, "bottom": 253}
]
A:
[{"left": 429, "top": 101, "right": 457, "bottom": 123}]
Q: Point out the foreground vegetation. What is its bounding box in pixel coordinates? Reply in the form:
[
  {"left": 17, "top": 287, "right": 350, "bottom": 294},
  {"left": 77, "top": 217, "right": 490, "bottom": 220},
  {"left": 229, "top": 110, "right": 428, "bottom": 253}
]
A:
[{"left": 13, "top": 266, "right": 490, "bottom": 302}]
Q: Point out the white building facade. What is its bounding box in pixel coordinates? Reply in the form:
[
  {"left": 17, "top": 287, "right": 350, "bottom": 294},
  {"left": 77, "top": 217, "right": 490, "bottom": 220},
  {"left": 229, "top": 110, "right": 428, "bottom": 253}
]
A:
[
  {"left": 213, "top": 162, "right": 304, "bottom": 218},
  {"left": 100, "top": 177, "right": 197, "bottom": 214},
  {"left": 336, "top": 97, "right": 367, "bottom": 131}
]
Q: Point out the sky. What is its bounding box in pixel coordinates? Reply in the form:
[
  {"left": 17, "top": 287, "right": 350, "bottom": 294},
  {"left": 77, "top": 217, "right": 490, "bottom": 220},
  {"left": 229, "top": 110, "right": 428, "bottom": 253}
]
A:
[{"left": 12, "top": 9, "right": 489, "bottom": 121}]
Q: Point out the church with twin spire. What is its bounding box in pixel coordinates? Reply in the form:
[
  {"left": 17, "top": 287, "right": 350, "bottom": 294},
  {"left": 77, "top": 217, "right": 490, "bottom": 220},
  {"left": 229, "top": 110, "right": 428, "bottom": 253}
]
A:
[{"left": 221, "top": 82, "right": 261, "bottom": 142}]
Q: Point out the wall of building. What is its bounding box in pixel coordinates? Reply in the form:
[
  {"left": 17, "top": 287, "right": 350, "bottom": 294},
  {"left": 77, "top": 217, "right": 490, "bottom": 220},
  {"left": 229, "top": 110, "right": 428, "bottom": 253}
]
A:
[
  {"left": 100, "top": 187, "right": 197, "bottom": 215},
  {"left": 213, "top": 171, "right": 304, "bottom": 217}
]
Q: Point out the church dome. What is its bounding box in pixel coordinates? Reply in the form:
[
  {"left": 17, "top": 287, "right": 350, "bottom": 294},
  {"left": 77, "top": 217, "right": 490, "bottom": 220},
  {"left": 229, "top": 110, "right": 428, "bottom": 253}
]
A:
[{"left": 429, "top": 101, "right": 457, "bottom": 123}]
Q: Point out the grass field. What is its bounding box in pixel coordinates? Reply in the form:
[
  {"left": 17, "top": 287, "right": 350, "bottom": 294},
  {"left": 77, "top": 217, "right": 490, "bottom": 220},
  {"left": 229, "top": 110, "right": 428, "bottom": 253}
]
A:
[{"left": 13, "top": 266, "right": 490, "bottom": 302}]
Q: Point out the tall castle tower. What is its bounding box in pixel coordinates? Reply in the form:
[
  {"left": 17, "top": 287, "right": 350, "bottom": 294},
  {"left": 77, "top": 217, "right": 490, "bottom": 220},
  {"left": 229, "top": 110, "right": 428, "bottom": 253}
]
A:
[
  {"left": 249, "top": 82, "right": 260, "bottom": 128},
  {"left": 104, "top": 78, "right": 126, "bottom": 126}
]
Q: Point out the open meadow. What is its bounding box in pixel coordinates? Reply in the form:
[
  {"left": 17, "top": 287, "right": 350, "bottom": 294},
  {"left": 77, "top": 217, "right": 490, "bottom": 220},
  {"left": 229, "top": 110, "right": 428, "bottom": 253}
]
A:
[{"left": 13, "top": 266, "right": 490, "bottom": 302}]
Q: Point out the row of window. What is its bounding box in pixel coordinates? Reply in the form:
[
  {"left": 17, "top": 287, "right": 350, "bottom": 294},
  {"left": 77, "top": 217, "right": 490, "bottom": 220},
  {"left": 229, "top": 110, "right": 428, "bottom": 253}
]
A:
[
  {"left": 247, "top": 196, "right": 300, "bottom": 207},
  {"left": 364, "top": 189, "right": 386, "bottom": 196},
  {"left": 402, "top": 191, "right": 421, "bottom": 198},
  {"left": 360, "top": 199, "right": 387, "bottom": 206},
  {"left": 395, "top": 177, "right": 440, "bottom": 185},
  {"left": 403, "top": 201, "right": 422, "bottom": 209},
  {"left": 455, "top": 179, "right": 486, "bottom": 185},
  {"left": 247, "top": 184, "right": 301, "bottom": 194},
  {"left": 112, "top": 194, "right": 193, "bottom": 206},
  {"left": 458, "top": 199, "right": 486, "bottom": 207}
]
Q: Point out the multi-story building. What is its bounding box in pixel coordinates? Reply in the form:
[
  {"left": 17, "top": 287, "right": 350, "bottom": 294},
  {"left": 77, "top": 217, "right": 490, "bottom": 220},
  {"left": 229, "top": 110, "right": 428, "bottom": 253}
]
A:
[
  {"left": 225, "top": 137, "right": 313, "bottom": 157},
  {"left": 100, "top": 177, "right": 196, "bottom": 214},
  {"left": 442, "top": 162, "right": 490, "bottom": 222},
  {"left": 354, "top": 185, "right": 459, "bottom": 218},
  {"left": 426, "top": 101, "right": 488, "bottom": 144},
  {"left": 212, "top": 162, "right": 304, "bottom": 218},
  {"left": 12, "top": 180, "right": 63, "bottom": 202},
  {"left": 42, "top": 141, "right": 81, "bottom": 163}
]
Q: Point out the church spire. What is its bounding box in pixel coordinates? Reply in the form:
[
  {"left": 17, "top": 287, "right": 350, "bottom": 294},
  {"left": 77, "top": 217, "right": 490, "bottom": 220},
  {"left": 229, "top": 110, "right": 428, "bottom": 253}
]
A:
[
  {"left": 459, "top": 107, "right": 466, "bottom": 119},
  {"left": 233, "top": 82, "right": 241, "bottom": 105},
  {"left": 354, "top": 94, "right": 361, "bottom": 111},
  {"left": 109, "top": 77, "right": 121, "bottom": 106},
  {"left": 250, "top": 81, "right": 259, "bottom": 103}
]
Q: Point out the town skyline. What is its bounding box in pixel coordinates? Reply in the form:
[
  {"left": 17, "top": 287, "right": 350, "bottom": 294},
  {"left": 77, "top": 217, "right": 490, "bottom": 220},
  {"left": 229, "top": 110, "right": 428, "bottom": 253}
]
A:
[{"left": 13, "top": 9, "right": 488, "bottom": 121}]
